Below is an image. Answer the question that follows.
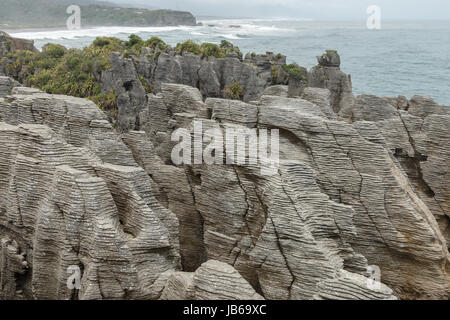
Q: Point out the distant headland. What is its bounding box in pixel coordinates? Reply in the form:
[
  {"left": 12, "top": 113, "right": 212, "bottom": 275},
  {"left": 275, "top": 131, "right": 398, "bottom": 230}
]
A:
[{"left": 0, "top": 0, "right": 197, "bottom": 29}]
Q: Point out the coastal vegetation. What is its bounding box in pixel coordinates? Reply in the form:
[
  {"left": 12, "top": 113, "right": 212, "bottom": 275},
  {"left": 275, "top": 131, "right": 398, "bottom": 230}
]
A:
[
  {"left": 175, "top": 40, "right": 241, "bottom": 59},
  {"left": 0, "top": 35, "right": 247, "bottom": 112},
  {"left": 282, "top": 63, "right": 308, "bottom": 82},
  {"left": 2, "top": 39, "right": 123, "bottom": 112},
  {"left": 223, "top": 82, "right": 244, "bottom": 100}
]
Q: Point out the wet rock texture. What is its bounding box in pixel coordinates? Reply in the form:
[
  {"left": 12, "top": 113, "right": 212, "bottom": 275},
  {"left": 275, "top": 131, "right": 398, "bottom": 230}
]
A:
[{"left": 0, "top": 50, "right": 449, "bottom": 300}]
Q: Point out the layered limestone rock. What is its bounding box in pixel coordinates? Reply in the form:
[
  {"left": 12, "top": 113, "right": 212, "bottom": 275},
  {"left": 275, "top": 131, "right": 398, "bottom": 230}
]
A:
[
  {"left": 0, "top": 38, "right": 354, "bottom": 135},
  {"left": 347, "top": 94, "right": 450, "bottom": 251},
  {"left": 106, "top": 50, "right": 293, "bottom": 132},
  {"left": 135, "top": 50, "right": 274, "bottom": 102},
  {"left": 104, "top": 49, "right": 355, "bottom": 132},
  {"left": 160, "top": 260, "right": 264, "bottom": 300},
  {"left": 263, "top": 85, "right": 289, "bottom": 98},
  {"left": 126, "top": 82, "right": 448, "bottom": 299},
  {"left": 101, "top": 52, "right": 147, "bottom": 132},
  {"left": 0, "top": 82, "right": 270, "bottom": 300},
  {"left": 307, "top": 50, "right": 354, "bottom": 116},
  {"left": 256, "top": 95, "right": 449, "bottom": 299},
  {"left": 120, "top": 83, "right": 418, "bottom": 300},
  {"left": 0, "top": 76, "right": 20, "bottom": 97},
  {"left": 0, "top": 48, "right": 448, "bottom": 301},
  {"left": 0, "top": 87, "right": 181, "bottom": 299}
]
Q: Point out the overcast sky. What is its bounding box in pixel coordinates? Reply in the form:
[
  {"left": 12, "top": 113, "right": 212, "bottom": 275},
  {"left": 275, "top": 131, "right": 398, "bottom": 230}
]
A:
[{"left": 107, "top": 0, "right": 450, "bottom": 20}]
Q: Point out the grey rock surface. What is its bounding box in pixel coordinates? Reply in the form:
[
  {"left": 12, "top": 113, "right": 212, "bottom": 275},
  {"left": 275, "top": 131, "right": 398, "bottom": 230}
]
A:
[
  {"left": 0, "top": 31, "right": 37, "bottom": 57},
  {"left": 128, "top": 82, "right": 449, "bottom": 300},
  {"left": 130, "top": 49, "right": 291, "bottom": 106},
  {"left": 127, "top": 49, "right": 355, "bottom": 125},
  {"left": 0, "top": 54, "right": 449, "bottom": 302},
  {"left": 0, "top": 87, "right": 180, "bottom": 299},
  {"left": 307, "top": 51, "right": 355, "bottom": 116},
  {"left": 263, "top": 85, "right": 289, "bottom": 98},
  {"left": 101, "top": 53, "right": 147, "bottom": 132},
  {"left": 349, "top": 93, "right": 450, "bottom": 253},
  {"left": 161, "top": 260, "right": 264, "bottom": 300},
  {"left": 0, "top": 76, "right": 20, "bottom": 97}
]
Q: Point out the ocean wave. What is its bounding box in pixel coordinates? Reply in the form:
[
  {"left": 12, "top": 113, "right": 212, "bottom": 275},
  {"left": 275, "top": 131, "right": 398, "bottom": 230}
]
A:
[
  {"left": 220, "top": 34, "right": 243, "bottom": 40},
  {"left": 199, "top": 18, "right": 312, "bottom": 24},
  {"left": 197, "top": 22, "right": 295, "bottom": 36},
  {"left": 10, "top": 19, "right": 296, "bottom": 43},
  {"left": 237, "top": 23, "right": 294, "bottom": 33},
  {"left": 10, "top": 25, "right": 197, "bottom": 41}
]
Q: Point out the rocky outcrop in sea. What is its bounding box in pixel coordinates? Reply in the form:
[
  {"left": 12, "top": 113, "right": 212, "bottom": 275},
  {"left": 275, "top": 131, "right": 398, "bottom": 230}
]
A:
[{"left": 0, "top": 34, "right": 448, "bottom": 300}]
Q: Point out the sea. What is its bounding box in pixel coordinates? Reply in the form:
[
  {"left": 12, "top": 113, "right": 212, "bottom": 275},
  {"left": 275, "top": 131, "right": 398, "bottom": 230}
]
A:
[{"left": 8, "top": 18, "right": 450, "bottom": 105}]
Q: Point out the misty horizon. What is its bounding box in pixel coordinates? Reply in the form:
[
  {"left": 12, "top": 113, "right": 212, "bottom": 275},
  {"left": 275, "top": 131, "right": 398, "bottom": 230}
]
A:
[{"left": 105, "top": 0, "right": 450, "bottom": 21}]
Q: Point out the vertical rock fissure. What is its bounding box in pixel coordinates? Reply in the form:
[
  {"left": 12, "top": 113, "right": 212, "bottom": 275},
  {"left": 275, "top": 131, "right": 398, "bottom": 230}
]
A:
[
  {"left": 398, "top": 114, "right": 439, "bottom": 201},
  {"left": 269, "top": 216, "right": 295, "bottom": 299},
  {"left": 232, "top": 165, "right": 256, "bottom": 247},
  {"left": 183, "top": 166, "right": 207, "bottom": 270}
]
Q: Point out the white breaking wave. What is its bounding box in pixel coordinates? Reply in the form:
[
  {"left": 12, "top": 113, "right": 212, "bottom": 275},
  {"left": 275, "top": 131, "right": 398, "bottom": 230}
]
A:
[
  {"left": 10, "top": 25, "right": 198, "bottom": 41},
  {"left": 198, "top": 18, "right": 312, "bottom": 24},
  {"left": 200, "top": 20, "right": 296, "bottom": 34},
  {"left": 220, "top": 34, "right": 244, "bottom": 40},
  {"left": 10, "top": 18, "right": 299, "bottom": 45}
]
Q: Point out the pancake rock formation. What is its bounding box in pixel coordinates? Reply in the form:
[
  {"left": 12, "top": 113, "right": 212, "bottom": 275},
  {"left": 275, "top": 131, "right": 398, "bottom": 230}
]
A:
[{"left": 0, "top": 49, "right": 449, "bottom": 301}]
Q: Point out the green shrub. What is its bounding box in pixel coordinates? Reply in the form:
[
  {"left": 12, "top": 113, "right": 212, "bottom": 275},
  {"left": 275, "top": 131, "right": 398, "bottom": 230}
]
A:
[
  {"left": 144, "top": 36, "right": 168, "bottom": 51},
  {"left": 139, "top": 76, "right": 152, "bottom": 93},
  {"left": 93, "top": 37, "right": 111, "bottom": 47},
  {"left": 35, "top": 71, "right": 52, "bottom": 87},
  {"left": 271, "top": 65, "right": 278, "bottom": 82},
  {"left": 175, "top": 40, "right": 237, "bottom": 59},
  {"left": 200, "top": 43, "right": 225, "bottom": 58},
  {"left": 67, "top": 56, "right": 81, "bottom": 70},
  {"left": 175, "top": 40, "right": 201, "bottom": 55},
  {"left": 6, "top": 63, "right": 15, "bottom": 75},
  {"left": 224, "top": 82, "right": 243, "bottom": 100},
  {"left": 125, "top": 34, "right": 144, "bottom": 51},
  {"left": 76, "top": 73, "right": 89, "bottom": 82},
  {"left": 219, "top": 40, "right": 241, "bottom": 56},
  {"left": 126, "top": 34, "right": 143, "bottom": 48},
  {"left": 89, "top": 90, "right": 117, "bottom": 111},
  {"left": 43, "top": 44, "right": 66, "bottom": 58},
  {"left": 92, "top": 37, "right": 123, "bottom": 51},
  {"left": 6, "top": 41, "right": 120, "bottom": 98},
  {"left": 282, "top": 63, "right": 307, "bottom": 81}
]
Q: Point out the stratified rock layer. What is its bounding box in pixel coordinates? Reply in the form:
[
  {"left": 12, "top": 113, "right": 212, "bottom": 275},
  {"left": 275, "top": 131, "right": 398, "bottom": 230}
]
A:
[
  {"left": 0, "top": 84, "right": 276, "bottom": 300},
  {"left": 0, "top": 48, "right": 449, "bottom": 301},
  {"left": 0, "top": 88, "right": 181, "bottom": 299},
  {"left": 161, "top": 260, "right": 264, "bottom": 300},
  {"left": 123, "top": 82, "right": 449, "bottom": 300}
]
